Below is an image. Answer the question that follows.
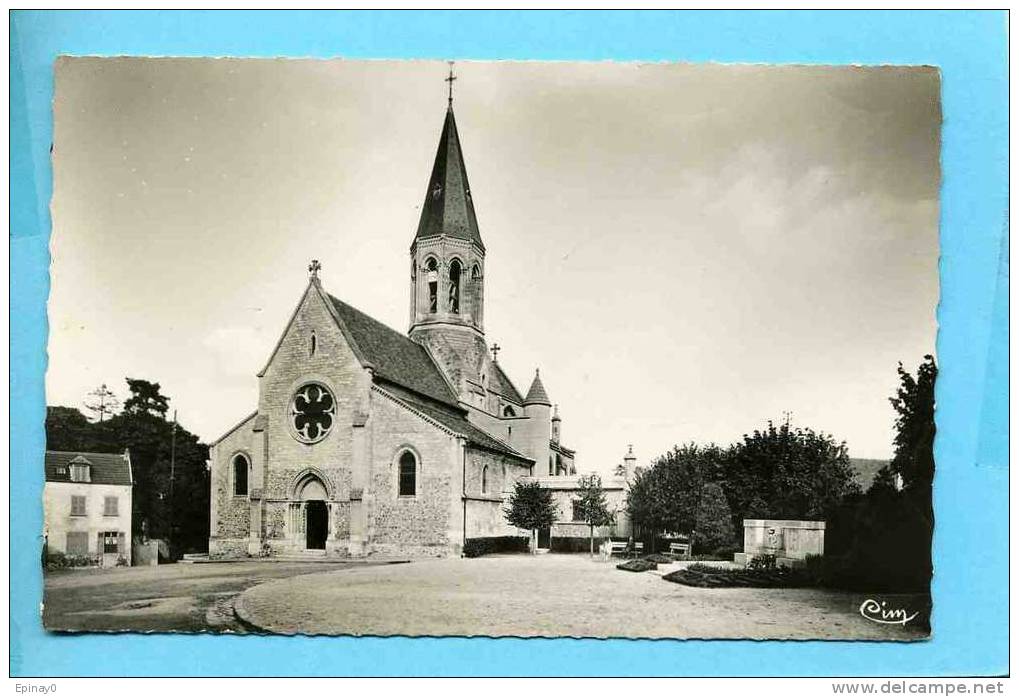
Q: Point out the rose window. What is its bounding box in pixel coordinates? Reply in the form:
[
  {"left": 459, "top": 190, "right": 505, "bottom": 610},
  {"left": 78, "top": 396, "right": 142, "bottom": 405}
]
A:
[{"left": 290, "top": 383, "right": 336, "bottom": 444}]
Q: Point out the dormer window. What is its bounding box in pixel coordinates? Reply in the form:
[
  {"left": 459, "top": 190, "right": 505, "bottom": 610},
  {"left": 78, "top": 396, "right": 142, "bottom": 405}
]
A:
[{"left": 68, "top": 456, "right": 92, "bottom": 483}]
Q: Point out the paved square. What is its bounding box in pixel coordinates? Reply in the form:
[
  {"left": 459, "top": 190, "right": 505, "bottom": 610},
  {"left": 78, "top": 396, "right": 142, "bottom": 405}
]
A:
[{"left": 235, "top": 554, "right": 927, "bottom": 640}]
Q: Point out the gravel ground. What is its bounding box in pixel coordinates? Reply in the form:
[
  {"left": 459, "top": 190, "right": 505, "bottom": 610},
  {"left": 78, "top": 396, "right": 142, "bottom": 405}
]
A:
[
  {"left": 235, "top": 554, "right": 929, "bottom": 640},
  {"left": 43, "top": 560, "right": 389, "bottom": 633}
]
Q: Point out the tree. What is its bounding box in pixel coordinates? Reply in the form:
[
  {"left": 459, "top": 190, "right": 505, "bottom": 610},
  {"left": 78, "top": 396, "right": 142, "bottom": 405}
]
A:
[
  {"left": 123, "top": 378, "right": 170, "bottom": 418},
  {"left": 625, "top": 443, "right": 727, "bottom": 550},
  {"left": 573, "top": 474, "right": 615, "bottom": 556},
  {"left": 693, "top": 482, "right": 734, "bottom": 554},
  {"left": 888, "top": 355, "right": 937, "bottom": 510},
  {"left": 504, "top": 481, "right": 557, "bottom": 554},
  {"left": 83, "top": 383, "right": 120, "bottom": 422},
  {"left": 721, "top": 419, "right": 860, "bottom": 530},
  {"left": 45, "top": 406, "right": 94, "bottom": 451}
]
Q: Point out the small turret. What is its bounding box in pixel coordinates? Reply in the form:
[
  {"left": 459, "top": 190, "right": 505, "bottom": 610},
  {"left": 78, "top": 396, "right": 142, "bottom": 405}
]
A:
[
  {"left": 615, "top": 444, "right": 637, "bottom": 480},
  {"left": 522, "top": 369, "right": 552, "bottom": 475}
]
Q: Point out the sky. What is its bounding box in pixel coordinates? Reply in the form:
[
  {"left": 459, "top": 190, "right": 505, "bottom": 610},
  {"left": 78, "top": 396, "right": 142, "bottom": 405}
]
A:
[{"left": 48, "top": 58, "right": 940, "bottom": 474}]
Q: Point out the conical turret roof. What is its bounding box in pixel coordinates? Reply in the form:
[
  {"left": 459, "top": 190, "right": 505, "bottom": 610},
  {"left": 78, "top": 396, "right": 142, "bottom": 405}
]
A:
[
  {"left": 414, "top": 107, "right": 484, "bottom": 250},
  {"left": 524, "top": 369, "right": 551, "bottom": 406}
]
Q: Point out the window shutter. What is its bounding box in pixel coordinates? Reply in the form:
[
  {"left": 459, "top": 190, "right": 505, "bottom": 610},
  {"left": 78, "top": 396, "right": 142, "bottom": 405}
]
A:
[
  {"left": 117, "top": 532, "right": 126, "bottom": 556},
  {"left": 97, "top": 532, "right": 104, "bottom": 558}
]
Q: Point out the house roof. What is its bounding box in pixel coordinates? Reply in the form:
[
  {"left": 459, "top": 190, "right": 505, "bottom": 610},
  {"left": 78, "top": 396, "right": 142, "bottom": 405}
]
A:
[
  {"left": 45, "top": 450, "right": 132, "bottom": 486},
  {"left": 327, "top": 293, "right": 460, "bottom": 407},
  {"left": 378, "top": 382, "right": 532, "bottom": 463},
  {"left": 414, "top": 107, "right": 484, "bottom": 250},
  {"left": 524, "top": 369, "right": 552, "bottom": 406},
  {"left": 489, "top": 361, "right": 524, "bottom": 404}
]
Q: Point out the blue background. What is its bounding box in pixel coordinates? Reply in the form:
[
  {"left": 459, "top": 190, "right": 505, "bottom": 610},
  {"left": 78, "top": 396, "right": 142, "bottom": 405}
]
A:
[{"left": 9, "top": 10, "right": 1009, "bottom": 677}]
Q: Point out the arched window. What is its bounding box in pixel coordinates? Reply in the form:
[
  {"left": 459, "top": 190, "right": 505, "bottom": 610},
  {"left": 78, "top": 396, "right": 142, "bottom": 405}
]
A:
[
  {"left": 398, "top": 450, "right": 417, "bottom": 497},
  {"left": 233, "top": 454, "right": 249, "bottom": 496},
  {"left": 503, "top": 405, "right": 516, "bottom": 418},
  {"left": 472, "top": 263, "right": 481, "bottom": 281},
  {"left": 549, "top": 455, "right": 555, "bottom": 476},
  {"left": 425, "top": 257, "right": 438, "bottom": 313},
  {"left": 310, "top": 330, "right": 317, "bottom": 356},
  {"left": 482, "top": 465, "right": 489, "bottom": 494},
  {"left": 448, "top": 259, "right": 462, "bottom": 314}
]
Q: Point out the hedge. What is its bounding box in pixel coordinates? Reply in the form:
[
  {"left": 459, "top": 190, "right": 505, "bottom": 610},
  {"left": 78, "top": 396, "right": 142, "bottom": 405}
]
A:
[
  {"left": 550, "top": 536, "right": 609, "bottom": 553},
  {"left": 463, "top": 536, "right": 530, "bottom": 558}
]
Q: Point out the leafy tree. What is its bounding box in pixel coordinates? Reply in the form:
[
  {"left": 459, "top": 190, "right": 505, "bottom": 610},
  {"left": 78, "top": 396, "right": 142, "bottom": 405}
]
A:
[
  {"left": 504, "top": 480, "right": 557, "bottom": 554},
  {"left": 45, "top": 406, "right": 95, "bottom": 451},
  {"left": 693, "top": 482, "right": 734, "bottom": 554},
  {"left": 123, "top": 378, "right": 170, "bottom": 418},
  {"left": 573, "top": 474, "right": 615, "bottom": 556},
  {"left": 888, "top": 355, "right": 937, "bottom": 510},
  {"left": 819, "top": 358, "right": 936, "bottom": 593},
  {"left": 625, "top": 443, "right": 727, "bottom": 550},
  {"left": 721, "top": 419, "right": 860, "bottom": 529}
]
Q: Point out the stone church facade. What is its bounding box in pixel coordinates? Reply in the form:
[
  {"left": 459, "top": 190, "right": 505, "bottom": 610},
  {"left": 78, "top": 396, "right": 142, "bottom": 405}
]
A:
[{"left": 208, "top": 100, "right": 591, "bottom": 558}]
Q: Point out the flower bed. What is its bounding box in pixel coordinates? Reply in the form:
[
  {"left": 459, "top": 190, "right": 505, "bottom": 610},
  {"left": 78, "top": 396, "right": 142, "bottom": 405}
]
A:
[
  {"left": 643, "top": 553, "right": 673, "bottom": 564},
  {"left": 616, "top": 558, "right": 658, "bottom": 572},
  {"left": 662, "top": 562, "right": 814, "bottom": 588}
]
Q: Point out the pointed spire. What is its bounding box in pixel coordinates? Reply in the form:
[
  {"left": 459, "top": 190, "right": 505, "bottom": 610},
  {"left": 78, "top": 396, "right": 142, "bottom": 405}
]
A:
[
  {"left": 524, "top": 369, "right": 551, "bottom": 406},
  {"left": 413, "top": 103, "right": 484, "bottom": 250}
]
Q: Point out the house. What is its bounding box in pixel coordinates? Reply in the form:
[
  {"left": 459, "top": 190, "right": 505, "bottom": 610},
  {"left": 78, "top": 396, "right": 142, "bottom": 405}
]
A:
[{"left": 44, "top": 450, "right": 133, "bottom": 566}]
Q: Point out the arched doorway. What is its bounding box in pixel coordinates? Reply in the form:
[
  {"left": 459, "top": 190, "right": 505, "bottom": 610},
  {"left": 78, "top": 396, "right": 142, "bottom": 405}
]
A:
[
  {"left": 294, "top": 473, "right": 329, "bottom": 551},
  {"left": 306, "top": 501, "right": 327, "bottom": 550}
]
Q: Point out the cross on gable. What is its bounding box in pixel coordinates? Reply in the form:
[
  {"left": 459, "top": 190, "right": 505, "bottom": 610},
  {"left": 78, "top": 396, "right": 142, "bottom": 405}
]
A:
[
  {"left": 308, "top": 259, "right": 322, "bottom": 278},
  {"left": 491, "top": 343, "right": 501, "bottom": 361}
]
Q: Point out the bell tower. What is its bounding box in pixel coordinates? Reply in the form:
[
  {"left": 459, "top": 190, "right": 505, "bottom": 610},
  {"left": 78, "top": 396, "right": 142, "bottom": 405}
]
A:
[{"left": 409, "top": 66, "right": 489, "bottom": 396}]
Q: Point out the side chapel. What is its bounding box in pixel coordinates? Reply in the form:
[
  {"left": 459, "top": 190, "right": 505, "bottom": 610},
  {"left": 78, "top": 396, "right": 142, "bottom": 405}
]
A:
[{"left": 208, "top": 85, "right": 588, "bottom": 558}]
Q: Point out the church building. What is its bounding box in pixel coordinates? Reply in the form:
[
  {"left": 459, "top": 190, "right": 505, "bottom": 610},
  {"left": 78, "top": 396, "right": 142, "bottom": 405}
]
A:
[{"left": 208, "top": 90, "right": 591, "bottom": 558}]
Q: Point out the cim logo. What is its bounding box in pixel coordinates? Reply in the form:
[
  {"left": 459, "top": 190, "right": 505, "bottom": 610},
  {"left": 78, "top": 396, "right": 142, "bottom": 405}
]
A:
[{"left": 859, "top": 598, "right": 919, "bottom": 626}]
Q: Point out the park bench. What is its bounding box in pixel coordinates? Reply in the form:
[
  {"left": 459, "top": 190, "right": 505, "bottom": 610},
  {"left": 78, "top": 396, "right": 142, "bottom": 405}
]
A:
[
  {"left": 609, "top": 541, "right": 645, "bottom": 558},
  {"left": 668, "top": 541, "right": 692, "bottom": 560}
]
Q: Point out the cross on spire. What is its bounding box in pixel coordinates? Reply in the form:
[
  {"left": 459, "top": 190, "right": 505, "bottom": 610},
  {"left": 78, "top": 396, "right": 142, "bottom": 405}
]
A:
[
  {"left": 491, "top": 343, "right": 501, "bottom": 362},
  {"left": 445, "top": 61, "right": 457, "bottom": 106},
  {"left": 308, "top": 259, "right": 321, "bottom": 279}
]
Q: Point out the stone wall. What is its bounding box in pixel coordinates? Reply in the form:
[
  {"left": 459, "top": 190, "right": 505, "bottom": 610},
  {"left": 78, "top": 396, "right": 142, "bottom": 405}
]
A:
[
  {"left": 367, "top": 388, "right": 461, "bottom": 555},
  {"left": 258, "top": 284, "right": 370, "bottom": 507},
  {"left": 209, "top": 412, "right": 256, "bottom": 544}
]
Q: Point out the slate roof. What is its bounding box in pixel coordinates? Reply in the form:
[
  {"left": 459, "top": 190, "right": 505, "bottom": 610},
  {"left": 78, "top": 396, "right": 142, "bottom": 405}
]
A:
[
  {"left": 379, "top": 382, "right": 532, "bottom": 463},
  {"left": 328, "top": 294, "right": 459, "bottom": 407},
  {"left": 414, "top": 107, "right": 484, "bottom": 250},
  {"left": 45, "top": 450, "right": 132, "bottom": 486},
  {"left": 489, "top": 361, "right": 524, "bottom": 404},
  {"left": 524, "top": 370, "right": 552, "bottom": 406}
]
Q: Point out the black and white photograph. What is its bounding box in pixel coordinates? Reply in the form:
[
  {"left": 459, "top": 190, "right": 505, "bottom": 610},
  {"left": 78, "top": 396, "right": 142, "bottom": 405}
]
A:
[{"left": 42, "top": 58, "right": 940, "bottom": 640}]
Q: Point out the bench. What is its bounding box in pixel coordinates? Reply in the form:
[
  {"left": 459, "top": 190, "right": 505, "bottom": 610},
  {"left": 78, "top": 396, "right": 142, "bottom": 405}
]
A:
[
  {"left": 609, "top": 541, "right": 645, "bottom": 558},
  {"left": 668, "top": 542, "right": 692, "bottom": 560}
]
